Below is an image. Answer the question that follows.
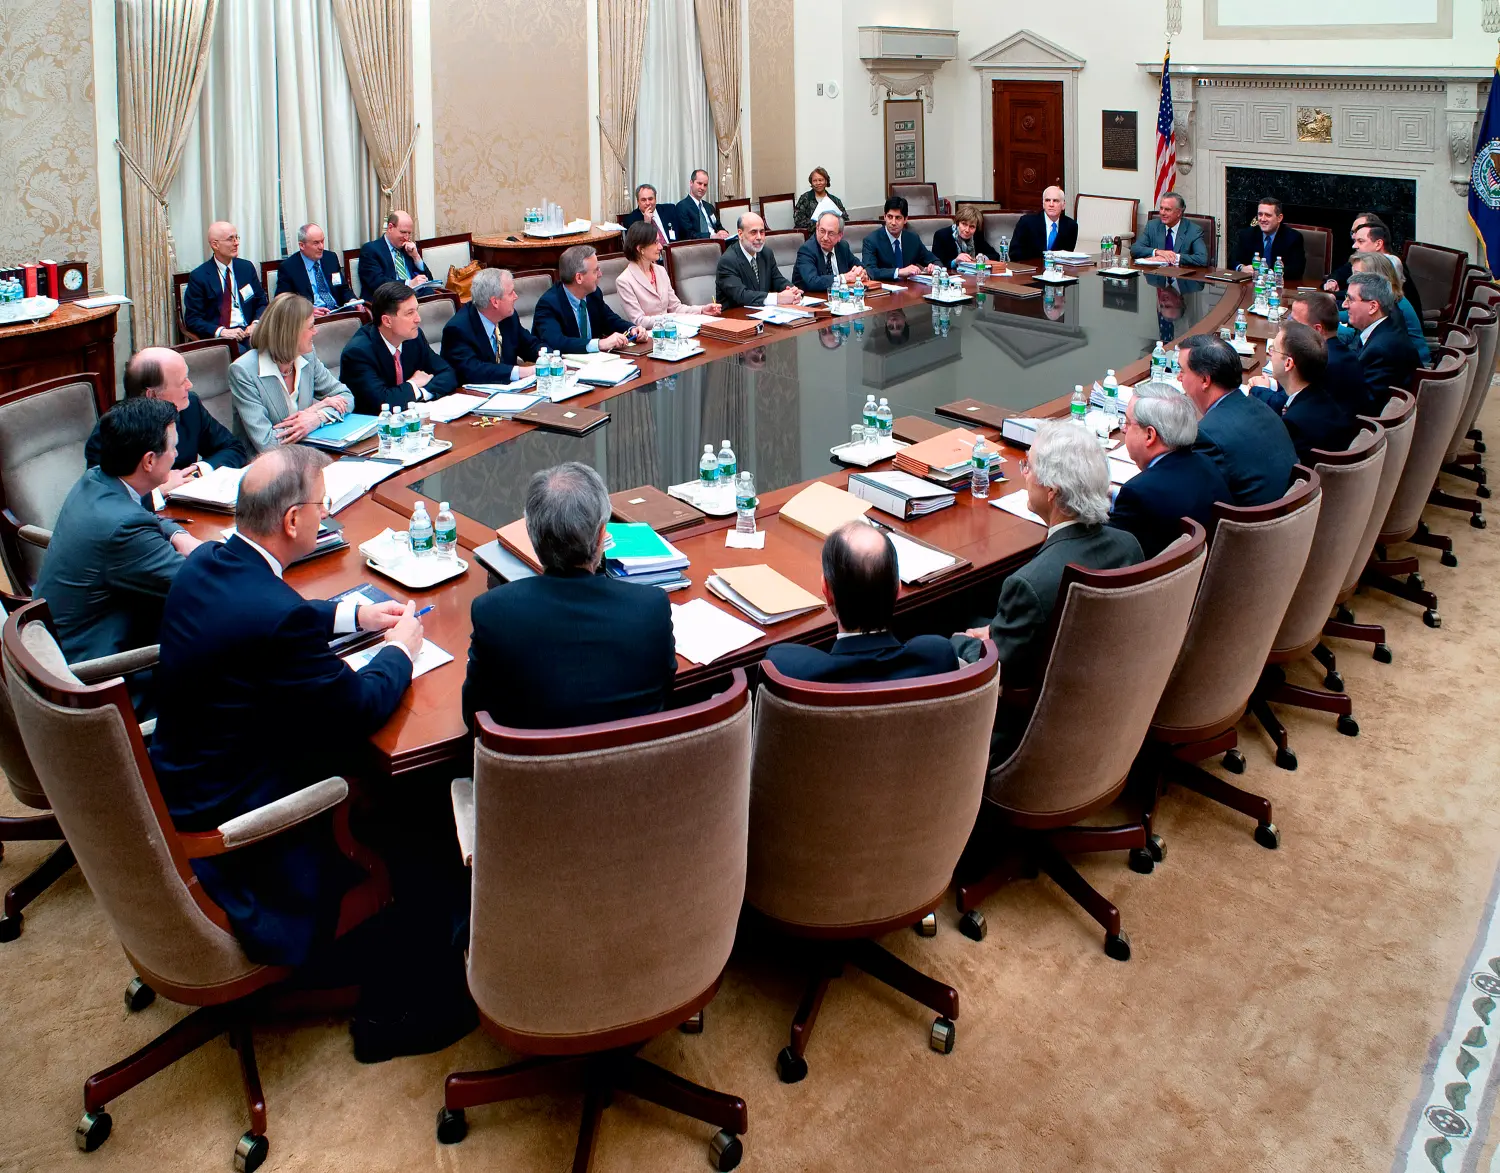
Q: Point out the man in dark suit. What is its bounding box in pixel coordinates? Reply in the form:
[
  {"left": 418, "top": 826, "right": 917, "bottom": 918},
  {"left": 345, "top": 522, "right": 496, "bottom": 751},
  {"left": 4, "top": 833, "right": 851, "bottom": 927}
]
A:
[
  {"left": 932, "top": 205, "right": 1002, "bottom": 270},
  {"left": 532, "top": 245, "right": 642, "bottom": 353},
  {"left": 1323, "top": 211, "right": 1385, "bottom": 294},
  {"left": 1345, "top": 271, "right": 1420, "bottom": 410},
  {"left": 675, "top": 168, "right": 729, "bottom": 241},
  {"left": 1179, "top": 333, "right": 1298, "bottom": 506},
  {"left": 85, "top": 347, "right": 247, "bottom": 487},
  {"left": 765, "top": 522, "right": 957, "bottom": 684},
  {"left": 277, "top": 222, "right": 358, "bottom": 313},
  {"left": 793, "top": 212, "right": 868, "bottom": 293},
  {"left": 440, "top": 267, "right": 539, "bottom": 385},
  {"left": 1229, "top": 196, "right": 1306, "bottom": 280},
  {"left": 35, "top": 398, "right": 201, "bottom": 709},
  {"left": 1350, "top": 222, "right": 1424, "bottom": 321},
  {"left": 860, "top": 196, "right": 940, "bottom": 281},
  {"left": 1110, "top": 382, "right": 1231, "bottom": 558},
  {"left": 339, "top": 282, "right": 458, "bottom": 413},
  {"left": 182, "top": 221, "right": 267, "bottom": 343},
  {"left": 619, "top": 183, "right": 683, "bottom": 254},
  {"left": 463, "top": 462, "right": 676, "bottom": 730},
  {"left": 357, "top": 209, "right": 435, "bottom": 298},
  {"left": 1250, "top": 321, "right": 1356, "bottom": 463},
  {"left": 715, "top": 212, "right": 805, "bottom": 309},
  {"left": 1010, "top": 186, "right": 1079, "bottom": 264},
  {"left": 1291, "top": 291, "right": 1372, "bottom": 416}
]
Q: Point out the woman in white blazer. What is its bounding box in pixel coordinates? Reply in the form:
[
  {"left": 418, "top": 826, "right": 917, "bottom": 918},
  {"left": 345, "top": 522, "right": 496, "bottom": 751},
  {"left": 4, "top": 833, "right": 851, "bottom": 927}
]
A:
[
  {"left": 228, "top": 292, "right": 354, "bottom": 452},
  {"left": 615, "top": 221, "right": 722, "bottom": 327}
]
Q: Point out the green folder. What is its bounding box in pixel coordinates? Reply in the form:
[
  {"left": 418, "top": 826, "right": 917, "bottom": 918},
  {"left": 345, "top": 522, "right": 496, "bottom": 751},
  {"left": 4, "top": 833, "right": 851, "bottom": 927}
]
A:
[{"left": 603, "top": 522, "right": 673, "bottom": 561}]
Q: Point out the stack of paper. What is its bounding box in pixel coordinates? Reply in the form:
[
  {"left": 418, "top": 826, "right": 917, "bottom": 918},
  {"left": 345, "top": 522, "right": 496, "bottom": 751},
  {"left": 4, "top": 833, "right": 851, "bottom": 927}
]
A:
[
  {"left": 343, "top": 638, "right": 453, "bottom": 680},
  {"left": 706, "top": 564, "right": 823, "bottom": 625},
  {"left": 885, "top": 531, "right": 959, "bottom": 584},
  {"left": 847, "top": 470, "right": 957, "bottom": 520},
  {"left": 671, "top": 598, "right": 764, "bottom": 666},
  {"left": 1107, "top": 454, "right": 1140, "bottom": 485},
  {"left": 992, "top": 489, "right": 1047, "bottom": 526},
  {"left": 778, "top": 481, "right": 872, "bottom": 539},
  {"left": 1051, "top": 250, "right": 1093, "bottom": 263},
  {"left": 602, "top": 522, "right": 690, "bottom": 589},
  {"left": 893, "top": 428, "right": 988, "bottom": 487},
  {"left": 574, "top": 359, "right": 640, "bottom": 387},
  {"left": 1088, "top": 382, "right": 1137, "bottom": 413},
  {"left": 749, "top": 306, "right": 815, "bottom": 326},
  {"left": 324, "top": 458, "right": 400, "bottom": 513},
  {"left": 475, "top": 391, "right": 545, "bottom": 417},
  {"left": 165, "top": 465, "right": 245, "bottom": 511},
  {"left": 428, "top": 392, "right": 492, "bottom": 422}
]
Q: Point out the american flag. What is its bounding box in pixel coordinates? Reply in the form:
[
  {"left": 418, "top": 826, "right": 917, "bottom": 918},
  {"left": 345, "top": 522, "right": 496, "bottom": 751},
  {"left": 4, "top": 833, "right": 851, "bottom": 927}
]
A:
[{"left": 1154, "top": 49, "right": 1178, "bottom": 206}]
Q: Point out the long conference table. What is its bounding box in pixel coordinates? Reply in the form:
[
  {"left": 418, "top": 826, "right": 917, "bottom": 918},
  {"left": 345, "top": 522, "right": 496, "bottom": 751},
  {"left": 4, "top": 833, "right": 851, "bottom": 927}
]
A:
[{"left": 168, "top": 258, "right": 1265, "bottom": 777}]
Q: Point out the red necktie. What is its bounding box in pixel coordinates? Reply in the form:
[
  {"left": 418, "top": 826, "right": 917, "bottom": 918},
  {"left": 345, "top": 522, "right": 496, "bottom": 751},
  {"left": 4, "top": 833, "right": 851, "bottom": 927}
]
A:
[
  {"left": 656, "top": 217, "right": 668, "bottom": 249},
  {"left": 392, "top": 347, "right": 404, "bottom": 387},
  {"left": 219, "top": 267, "right": 232, "bottom": 328}
]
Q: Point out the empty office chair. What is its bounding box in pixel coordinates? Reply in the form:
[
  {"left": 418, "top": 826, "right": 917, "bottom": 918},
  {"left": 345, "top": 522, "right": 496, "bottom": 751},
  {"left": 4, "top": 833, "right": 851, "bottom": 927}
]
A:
[
  {"left": 440, "top": 674, "right": 752, "bottom": 1170},
  {"left": 2, "top": 600, "right": 389, "bottom": 1171},
  {"left": 1323, "top": 391, "right": 1417, "bottom": 659},
  {"left": 1250, "top": 425, "right": 1386, "bottom": 765},
  {"left": 759, "top": 192, "right": 796, "bottom": 231},
  {"left": 1288, "top": 223, "right": 1332, "bottom": 287},
  {"left": 666, "top": 242, "right": 725, "bottom": 307},
  {"left": 510, "top": 268, "right": 553, "bottom": 332},
  {"left": 908, "top": 217, "right": 952, "bottom": 252},
  {"left": 415, "top": 232, "right": 473, "bottom": 285},
  {"left": 982, "top": 211, "right": 1023, "bottom": 251},
  {"left": 1438, "top": 306, "right": 1498, "bottom": 497},
  {"left": 745, "top": 649, "right": 999, "bottom": 1083},
  {"left": 1074, "top": 194, "right": 1139, "bottom": 252},
  {"left": 1465, "top": 283, "right": 1500, "bottom": 452},
  {"left": 763, "top": 230, "right": 805, "bottom": 283},
  {"left": 172, "top": 337, "right": 239, "bottom": 432},
  {"left": 718, "top": 197, "right": 751, "bottom": 228},
  {"left": 259, "top": 260, "right": 280, "bottom": 298},
  {"left": 1403, "top": 241, "right": 1467, "bottom": 329},
  {"left": 309, "top": 306, "right": 371, "bottom": 381},
  {"left": 1144, "top": 471, "right": 1321, "bottom": 851},
  {"left": 956, "top": 522, "right": 1207, "bottom": 959},
  {"left": 0, "top": 374, "right": 100, "bottom": 593},
  {"left": 890, "top": 182, "right": 940, "bottom": 217},
  {"left": 595, "top": 254, "right": 630, "bottom": 319},
  {"left": 1461, "top": 267, "right": 1493, "bottom": 308},
  {"left": 171, "top": 273, "right": 197, "bottom": 342},
  {"left": 1362, "top": 350, "right": 1471, "bottom": 626},
  {"left": 416, "top": 290, "right": 460, "bottom": 352}
]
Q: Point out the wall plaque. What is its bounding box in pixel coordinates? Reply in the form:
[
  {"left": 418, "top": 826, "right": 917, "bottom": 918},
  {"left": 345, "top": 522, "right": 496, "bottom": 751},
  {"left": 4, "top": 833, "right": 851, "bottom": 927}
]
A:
[{"left": 1102, "top": 110, "right": 1138, "bottom": 171}]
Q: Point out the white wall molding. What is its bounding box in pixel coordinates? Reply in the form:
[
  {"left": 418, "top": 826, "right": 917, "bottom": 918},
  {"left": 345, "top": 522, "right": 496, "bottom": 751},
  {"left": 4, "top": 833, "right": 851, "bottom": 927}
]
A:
[{"left": 969, "top": 30, "right": 1084, "bottom": 202}]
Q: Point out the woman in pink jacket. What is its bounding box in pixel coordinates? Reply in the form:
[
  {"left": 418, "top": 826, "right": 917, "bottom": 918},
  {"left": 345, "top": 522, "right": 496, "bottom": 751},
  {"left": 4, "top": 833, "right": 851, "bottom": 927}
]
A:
[{"left": 614, "top": 220, "right": 722, "bottom": 327}]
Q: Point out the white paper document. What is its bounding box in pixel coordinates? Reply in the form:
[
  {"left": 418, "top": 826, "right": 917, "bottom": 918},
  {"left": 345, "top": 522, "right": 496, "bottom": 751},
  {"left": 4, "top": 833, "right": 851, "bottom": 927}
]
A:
[
  {"left": 992, "top": 489, "right": 1047, "bottom": 526},
  {"left": 668, "top": 313, "right": 719, "bottom": 327},
  {"left": 343, "top": 638, "right": 453, "bottom": 679},
  {"left": 77, "top": 293, "right": 132, "bottom": 308},
  {"left": 1107, "top": 457, "right": 1140, "bottom": 485},
  {"left": 724, "top": 529, "right": 766, "bottom": 549},
  {"left": 165, "top": 465, "right": 245, "bottom": 509},
  {"left": 324, "top": 458, "right": 399, "bottom": 512},
  {"left": 749, "top": 306, "right": 815, "bottom": 325},
  {"left": 671, "top": 598, "right": 764, "bottom": 666},
  {"left": 430, "top": 392, "right": 496, "bottom": 422},
  {"left": 884, "top": 531, "right": 959, "bottom": 584}
]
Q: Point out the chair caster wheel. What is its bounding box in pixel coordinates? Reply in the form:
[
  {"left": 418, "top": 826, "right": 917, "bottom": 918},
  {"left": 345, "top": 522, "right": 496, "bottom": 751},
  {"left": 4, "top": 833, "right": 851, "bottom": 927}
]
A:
[
  {"left": 1424, "top": 609, "right": 1442, "bottom": 629},
  {"left": 1373, "top": 642, "right": 1393, "bottom": 663},
  {"left": 436, "top": 1106, "right": 467, "bottom": 1145},
  {"left": 0, "top": 913, "right": 20, "bottom": 943},
  {"left": 710, "top": 1129, "right": 744, "bottom": 1171},
  {"left": 679, "top": 1009, "right": 704, "bottom": 1034},
  {"left": 1254, "top": 822, "right": 1280, "bottom": 849},
  {"left": 1334, "top": 604, "right": 1356, "bottom": 623},
  {"left": 124, "top": 978, "right": 155, "bottom": 1013},
  {"left": 776, "top": 1046, "right": 808, "bottom": 1084},
  {"left": 1128, "top": 847, "right": 1155, "bottom": 875},
  {"left": 958, "top": 909, "right": 987, "bottom": 942},
  {"left": 1337, "top": 714, "right": 1359, "bottom": 737},
  {"left": 75, "top": 1111, "right": 111, "bottom": 1152},
  {"left": 1275, "top": 748, "right": 1298, "bottom": 771},
  {"left": 915, "top": 912, "right": 937, "bottom": 938},
  {"left": 1104, "top": 931, "right": 1131, "bottom": 962},
  {"left": 929, "top": 1016, "right": 956, "bottom": 1054},
  {"left": 1323, "top": 670, "right": 1345, "bottom": 693},
  {"left": 1407, "top": 572, "right": 1425, "bottom": 590},
  {"left": 1442, "top": 550, "right": 1459, "bottom": 567},
  {"left": 233, "top": 1132, "right": 269, "bottom": 1173},
  {"left": 1471, "top": 513, "right": 1486, "bottom": 530},
  {"left": 1478, "top": 441, "right": 1489, "bottom": 454},
  {"left": 1480, "top": 485, "right": 1492, "bottom": 499},
  {"left": 1222, "top": 749, "right": 1246, "bottom": 775},
  {"left": 1147, "top": 833, "right": 1166, "bottom": 862}
]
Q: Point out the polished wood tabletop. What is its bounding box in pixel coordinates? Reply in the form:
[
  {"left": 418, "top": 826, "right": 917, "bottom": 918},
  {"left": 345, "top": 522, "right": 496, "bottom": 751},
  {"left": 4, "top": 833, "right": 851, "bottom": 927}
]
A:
[{"left": 166, "top": 259, "right": 1260, "bottom": 776}]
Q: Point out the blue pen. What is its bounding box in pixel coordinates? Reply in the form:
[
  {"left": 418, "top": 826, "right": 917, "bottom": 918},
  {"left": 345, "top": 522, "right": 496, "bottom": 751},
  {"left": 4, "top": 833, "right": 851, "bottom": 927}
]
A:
[{"left": 414, "top": 605, "right": 434, "bottom": 618}]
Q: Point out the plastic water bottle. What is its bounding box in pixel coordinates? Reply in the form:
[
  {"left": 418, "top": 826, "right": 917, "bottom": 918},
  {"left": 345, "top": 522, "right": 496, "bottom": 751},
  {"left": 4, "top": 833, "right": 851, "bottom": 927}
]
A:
[
  {"left": 862, "top": 395, "right": 878, "bottom": 432},
  {"left": 699, "top": 444, "right": 719, "bottom": 487},
  {"left": 1261, "top": 351, "right": 1277, "bottom": 394},
  {"left": 1253, "top": 251, "right": 1263, "bottom": 276},
  {"left": 876, "top": 398, "right": 893, "bottom": 440},
  {"left": 1102, "top": 369, "right": 1120, "bottom": 424},
  {"left": 402, "top": 402, "right": 420, "bottom": 451},
  {"left": 717, "top": 439, "right": 736, "bottom": 481},
  {"left": 1234, "top": 308, "right": 1249, "bottom": 344},
  {"left": 377, "top": 404, "right": 393, "bottom": 456},
  {"left": 971, "top": 437, "right": 991, "bottom": 500},
  {"left": 665, "top": 318, "right": 679, "bottom": 359},
  {"left": 650, "top": 323, "right": 664, "bottom": 358},
  {"left": 435, "top": 501, "right": 457, "bottom": 560},
  {"left": 1274, "top": 257, "right": 1285, "bottom": 290},
  {"left": 1268, "top": 284, "right": 1281, "bottom": 323},
  {"left": 735, "top": 472, "right": 757, "bottom": 534},
  {"left": 409, "top": 501, "right": 434, "bottom": 558},
  {"left": 1168, "top": 349, "right": 1181, "bottom": 378},
  {"left": 1071, "top": 385, "right": 1087, "bottom": 423},
  {"left": 1151, "top": 341, "right": 1167, "bottom": 381}
]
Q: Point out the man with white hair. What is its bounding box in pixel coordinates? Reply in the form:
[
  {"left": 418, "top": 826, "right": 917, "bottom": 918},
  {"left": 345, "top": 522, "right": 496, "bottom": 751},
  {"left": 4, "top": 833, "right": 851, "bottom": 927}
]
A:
[
  {"left": 715, "top": 211, "right": 804, "bottom": 308},
  {"left": 1110, "top": 382, "right": 1230, "bottom": 557},
  {"left": 440, "top": 266, "right": 539, "bottom": 385}
]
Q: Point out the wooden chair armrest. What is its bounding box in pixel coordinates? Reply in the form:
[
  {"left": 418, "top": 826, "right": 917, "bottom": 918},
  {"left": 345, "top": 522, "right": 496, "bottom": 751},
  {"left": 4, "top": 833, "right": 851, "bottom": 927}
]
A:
[
  {"left": 69, "top": 644, "right": 160, "bottom": 683},
  {"left": 17, "top": 524, "right": 50, "bottom": 549},
  {"left": 451, "top": 776, "right": 475, "bottom": 867},
  {"left": 181, "top": 777, "right": 349, "bottom": 858}
]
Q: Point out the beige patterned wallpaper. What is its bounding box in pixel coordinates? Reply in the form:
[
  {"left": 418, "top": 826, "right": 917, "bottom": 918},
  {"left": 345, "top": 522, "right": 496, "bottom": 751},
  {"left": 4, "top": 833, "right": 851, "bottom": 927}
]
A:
[
  {"left": 431, "top": 0, "right": 590, "bottom": 235},
  {"left": 0, "top": 0, "right": 102, "bottom": 277},
  {"left": 748, "top": 0, "right": 795, "bottom": 197}
]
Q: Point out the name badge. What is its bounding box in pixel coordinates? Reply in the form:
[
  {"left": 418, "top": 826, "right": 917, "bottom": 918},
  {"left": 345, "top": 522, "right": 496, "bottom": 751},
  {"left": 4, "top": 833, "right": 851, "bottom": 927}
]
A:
[
  {"left": 330, "top": 271, "right": 342, "bottom": 286},
  {"left": 239, "top": 283, "right": 254, "bottom": 300},
  {"left": 668, "top": 228, "right": 676, "bottom": 241}
]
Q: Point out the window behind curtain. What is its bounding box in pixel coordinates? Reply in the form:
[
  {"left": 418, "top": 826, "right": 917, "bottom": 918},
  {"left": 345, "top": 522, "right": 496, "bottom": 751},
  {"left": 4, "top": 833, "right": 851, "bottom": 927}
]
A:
[{"left": 630, "top": 0, "right": 719, "bottom": 218}]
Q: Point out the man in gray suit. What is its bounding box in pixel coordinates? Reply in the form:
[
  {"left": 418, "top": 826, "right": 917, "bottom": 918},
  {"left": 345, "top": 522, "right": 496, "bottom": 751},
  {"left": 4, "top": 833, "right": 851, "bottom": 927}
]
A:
[
  {"left": 1131, "top": 192, "right": 1209, "bottom": 267},
  {"left": 34, "top": 398, "right": 203, "bottom": 708},
  {"left": 715, "top": 212, "right": 805, "bottom": 309}
]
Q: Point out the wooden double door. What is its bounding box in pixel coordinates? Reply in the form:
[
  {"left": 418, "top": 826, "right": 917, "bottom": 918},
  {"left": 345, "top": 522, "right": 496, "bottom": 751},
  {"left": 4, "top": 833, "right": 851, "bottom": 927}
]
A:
[{"left": 992, "top": 81, "right": 1064, "bottom": 209}]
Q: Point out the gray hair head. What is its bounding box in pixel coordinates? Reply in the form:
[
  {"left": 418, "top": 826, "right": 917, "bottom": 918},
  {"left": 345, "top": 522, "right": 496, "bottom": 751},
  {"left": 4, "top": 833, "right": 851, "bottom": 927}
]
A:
[
  {"left": 296, "top": 223, "right": 316, "bottom": 244},
  {"left": 469, "top": 267, "right": 509, "bottom": 307},
  {"left": 635, "top": 183, "right": 656, "bottom": 199},
  {"left": 1161, "top": 191, "right": 1186, "bottom": 212},
  {"left": 816, "top": 211, "right": 843, "bottom": 231},
  {"left": 1029, "top": 420, "right": 1111, "bottom": 527},
  {"left": 558, "top": 245, "right": 597, "bottom": 286},
  {"left": 235, "top": 446, "right": 330, "bottom": 538},
  {"left": 1347, "top": 271, "right": 1397, "bottom": 318},
  {"left": 1130, "top": 382, "right": 1199, "bottom": 449},
  {"left": 524, "top": 462, "right": 612, "bottom": 573}
]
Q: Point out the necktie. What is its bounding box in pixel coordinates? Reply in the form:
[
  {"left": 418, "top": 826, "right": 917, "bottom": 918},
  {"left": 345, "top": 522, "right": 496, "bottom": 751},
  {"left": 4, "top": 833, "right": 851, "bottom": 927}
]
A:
[
  {"left": 655, "top": 215, "right": 668, "bottom": 250},
  {"left": 393, "top": 248, "right": 409, "bottom": 281},
  {"left": 1165, "top": 227, "right": 1175, "bottom": 253},
  {"left": 219, "top": 266, "right": 232, "bottom": 328},
  {"left": 392, "top": 346, "right": 404, "bottom": 386},
  {"left": 700, "top": 202, "right": 711, "bottom": 234},
  {"left": 489, "top": 321, "right": 500, "bottom": 358},
  {"left": 1263, "top": 233, "right": 1272, "bottom": 256},
  {"left": 576, "top": 298, "right": 589, "bottom": 340},
  {"left": 892, "top": 237, "right": 902, "bottom": 269},
  {"left": 312, "top": 261, "right": 333, "bottom": 306},
  {"left": 1047, "top": 221, "right": 1058, "bottom": 251},
  {"left": 826, "top": 252, "right": 835, "bottom": 274}
]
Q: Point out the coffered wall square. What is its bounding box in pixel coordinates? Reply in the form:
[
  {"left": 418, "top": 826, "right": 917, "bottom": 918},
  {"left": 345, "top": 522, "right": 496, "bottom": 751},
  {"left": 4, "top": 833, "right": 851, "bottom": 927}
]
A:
[
  {"left": 1338, "top": 106, "right": 1380, "bottom": 149},
  {"left": 1390, "top": 108, "right": 1436, "bottom": 152},
  {"left": 1252, "top": 104, "right": 1290, "bottom": 143},
  {"left": 1210, "top": 103, "right": 1247, "bottom": 141}
]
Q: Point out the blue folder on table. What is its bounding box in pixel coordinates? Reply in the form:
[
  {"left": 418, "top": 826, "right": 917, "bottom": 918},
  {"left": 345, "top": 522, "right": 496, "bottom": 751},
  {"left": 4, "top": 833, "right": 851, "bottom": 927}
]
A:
[{"left": 305, "top": 413, "right": 379, "bottom": 449}]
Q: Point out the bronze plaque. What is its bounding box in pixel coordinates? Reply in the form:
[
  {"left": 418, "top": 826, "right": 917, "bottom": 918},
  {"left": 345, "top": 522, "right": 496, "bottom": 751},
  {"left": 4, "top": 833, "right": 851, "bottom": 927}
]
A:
[{"left": 1102, "top": 110, "right": 1138, "bottom": 171}]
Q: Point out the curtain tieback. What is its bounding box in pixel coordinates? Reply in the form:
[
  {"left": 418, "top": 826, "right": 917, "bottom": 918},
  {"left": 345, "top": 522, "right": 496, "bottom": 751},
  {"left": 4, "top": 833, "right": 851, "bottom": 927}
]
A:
[
  {"left": 380, "top": 125, "right": 421, "bottom": 198},
  {"left": 597, "top": 118, "right": 628, "bottom": 170},
  {"left": 115, "top": 138, "right": 181, "bottom": 268}
]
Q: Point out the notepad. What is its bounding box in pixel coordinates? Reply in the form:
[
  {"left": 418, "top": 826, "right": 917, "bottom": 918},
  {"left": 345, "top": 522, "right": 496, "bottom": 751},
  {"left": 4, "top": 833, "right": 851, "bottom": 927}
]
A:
[
  {"left": 778, "top": 481, "right": 872, "bottom": 540},
  {"left": 1107, "top": 456, "right": 1140, "bottom": 485},
  {"left": 884, "top": 531, "right": 959, "bottom": 584},
  {"left": 165, "top": 465, "right": 245, "bottom": 511},
  {"left": 991, "top": 489, "right": 1047, "bottom": 526},
  {"left": 749, "top": 306, "right": 815, "bottom": 325},
  {"left": 342, "top": 638, "right": 453, "bottom": 679},
  {"left": 324, "top": 458, "right": 400, "bottom": 513},
  {"left": 708, "top": 564, "right": 823, "bottom": 624},
  {"left": 428, "top": 392, "right": 491, "bottom": 422},
  {"left": 475, "top": 391, "right": 546, "bottom": 417},
  {"left": 670, "top": 598, "right": 764, "bottom": 666}
]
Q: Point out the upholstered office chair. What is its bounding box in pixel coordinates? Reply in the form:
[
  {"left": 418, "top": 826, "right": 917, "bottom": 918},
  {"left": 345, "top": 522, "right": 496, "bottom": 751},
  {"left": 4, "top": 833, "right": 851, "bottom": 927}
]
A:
[
  {"left": 763, "top": 231, "right": 806, "bottom": 283},
  {"left": 745, "top": 648, "right": 999, "bottom": 1083},
  {"left": 957, "top": 522, "right": 1207, "bottom": 960},
  {"left": 907, "top": 217, "right": 951, "bottom": 252},
  {"left": 308, "top": 306, "right": 370, "bottom": 381},
  {"left": 759, "top": 193, "right": 796, "bottom": 231},
  {"left": 890, "top": 182, "right": 940, "bottom": 216},
  {"left": 595, "top": 254, "right": 630, "bottom": 319},
  {"left": 1435, "top": 321, "right": 1479, "bottom": 462},
  {"left": 667, "top": 241, "right": 727, "bottom": 307},
  {"left": 1074, "top": 194, "right": 1139, "bottom": 252},
  {"left": 510, "top": 268, "right": 554, "bottom": 332},
  {"left": 1437, "top": 306, "right": 1498, "bottom": 497},
  {"left": 1249, "top": 424, "right": 1386, "bottom": 765},
  {"left": 414, "top": 232, "right": 473, "bottom": 286},
  {"left": 2, "top": 600, "right": 389, "bottom": 1172},
  {"left": 1288, "top": 223, "right": 1332, "bottom": 287},
  {"left": 718, "top": 197, "right": 751, "bottom": 228},
  {"left": 441, "top": 674, "right": 753, "bottom": 1170},
  {"left": 416, "top": 290, "right": 459, "bottom": 352},
  {"left": 1144, "top": 470, "right": 1321, "bottom": 851},
  {"left": 1323, "top": 391, "right": 1417, "bottom": 659},
  {"left": 173, "top": 337, "right": 240, "bottom": 432},
  {"left": 1460, "top": 267, "right": 1492, "bottom": 310},
  {"left": 1362, "top": 350, "right": 1471, "bottom": 626},
  {"left": 0, "top": 374, "right": 100, "bottom": 593},
  {"left": 1466, "top": 283, "right": 1500, "bottom": 453},
  {"left": 171, "top": 272, "right": 197, "bottom": 342},
  {"left": 1403, "top": 240, "right": 1467, "bottom": 329},
  {"left": 982, "top": 211, "right": 1024, "bottom": 250}
]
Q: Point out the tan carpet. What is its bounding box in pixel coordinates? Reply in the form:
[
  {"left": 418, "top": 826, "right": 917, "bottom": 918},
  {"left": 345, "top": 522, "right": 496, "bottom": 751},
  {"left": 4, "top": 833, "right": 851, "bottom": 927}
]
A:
[{"left": 6, "top": 401, "right": 1500, "bottom": 1173}]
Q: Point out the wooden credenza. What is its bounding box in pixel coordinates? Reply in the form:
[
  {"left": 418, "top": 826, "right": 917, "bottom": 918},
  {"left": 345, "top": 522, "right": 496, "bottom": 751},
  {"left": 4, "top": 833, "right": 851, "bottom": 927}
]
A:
[{"left": 0, "top": 304, "right": 119, "bottom": 415}]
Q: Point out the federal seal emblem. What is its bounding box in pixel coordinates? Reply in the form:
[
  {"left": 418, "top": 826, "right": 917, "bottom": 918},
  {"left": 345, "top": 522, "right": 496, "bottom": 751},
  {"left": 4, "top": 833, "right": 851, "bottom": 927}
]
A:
[{"left": 1475, "top": 139, "right": 1500, "bottom": 209}]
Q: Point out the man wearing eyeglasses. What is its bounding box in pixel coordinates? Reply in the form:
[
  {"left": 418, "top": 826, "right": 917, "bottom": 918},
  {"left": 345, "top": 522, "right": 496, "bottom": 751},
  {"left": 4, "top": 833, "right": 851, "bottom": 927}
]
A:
[{"left": 182, "top": 221, "right": 268, "bottom": 343}]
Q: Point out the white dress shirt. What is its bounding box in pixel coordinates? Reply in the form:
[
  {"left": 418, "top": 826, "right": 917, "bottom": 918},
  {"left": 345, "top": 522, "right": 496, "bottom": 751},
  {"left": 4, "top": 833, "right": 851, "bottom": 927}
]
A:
[
  {"left": 258, "top": 350, "right": 310, "bottom": 414},
  {"left": 1359, "top": 317, "right": 1386, "bottom": 346}
]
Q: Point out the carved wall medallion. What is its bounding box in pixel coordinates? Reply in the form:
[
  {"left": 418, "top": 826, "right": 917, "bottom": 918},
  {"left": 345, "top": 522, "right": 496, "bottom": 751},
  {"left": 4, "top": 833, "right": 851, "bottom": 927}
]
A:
[{"left": 1297, "top": 107, "right": 1333, "bottom": 143}]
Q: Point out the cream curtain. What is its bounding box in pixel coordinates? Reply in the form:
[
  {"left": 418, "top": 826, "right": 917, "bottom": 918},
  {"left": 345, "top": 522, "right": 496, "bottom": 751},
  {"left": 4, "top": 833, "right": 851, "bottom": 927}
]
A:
[
  {"left": 115, "top": 0, "right": 219, "bottom": 347},
  {"left": 692, "top": 0, "right": 743, "bottom": 199},
  {"left": 633, "top": 0, "right": 718, "bottom": 205},
  {"left": 331, "top": 0, "right": 417, "bottom": 224},
  {"left": 597, "top": 0, "right": 650, "bottom": 219}
]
